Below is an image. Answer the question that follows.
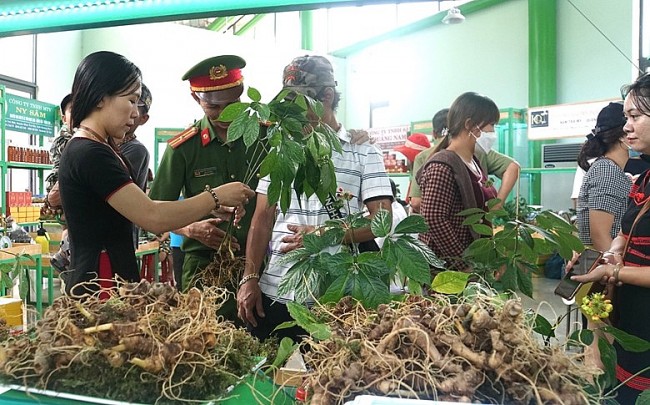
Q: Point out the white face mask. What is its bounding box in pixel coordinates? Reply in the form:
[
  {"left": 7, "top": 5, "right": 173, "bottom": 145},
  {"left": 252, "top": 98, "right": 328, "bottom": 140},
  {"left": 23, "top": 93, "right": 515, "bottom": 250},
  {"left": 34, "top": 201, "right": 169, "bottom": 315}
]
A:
[{"left": 475, "top": 127, "right": 497, "bottom": 152}]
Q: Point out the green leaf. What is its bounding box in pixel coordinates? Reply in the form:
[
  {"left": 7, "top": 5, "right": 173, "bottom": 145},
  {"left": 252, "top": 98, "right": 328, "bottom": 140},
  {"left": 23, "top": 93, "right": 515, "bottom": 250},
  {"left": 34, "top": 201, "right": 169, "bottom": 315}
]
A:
[
  {"left": 274, "top": 89, "right": 292, "bottom": 102},
  {"left": 259, "top": 150, "right": 278, "bottom": 178},
  {"left": 535, "top": 211, "right": 577, "bottom": 235},
  {"left": 457, "top": 207, "right": 486, "bottom": 216},
  {"left": 286, "top": 302, "right": 331, "bottom": 341},
  {"left": 283, "top": 138, "right": 305, "bottom": 165},
  {"left": 462, "top": 213, "right": 485, "bottom": 226},
  {"left": 516, "top": 261, "right": 534, "bottom": 297},
  {"left": 302, "top": 233, "right": 326, "bottom": 254},
  {"left": 484, "top": 209, "right": 509, "bottom": 223},
  {"left": 269, "top": 337, "right": 299, "bottom": 371},
  {"left": 323, "top": 252, "right": 355, "bottom": 278},
  {"left": 518, "top": 227, "right": 535, "bottom": 249},
  {"left": 282, "top": 117, "right": 305, "bottom": 134},
  {"left": 267, "top": 177, "right": 281, "bottom": 206},
  {"left": 305, "top": 96, "right": 325, "bottom": 118},
  {"left": 384, "top": 238, "right": 433, "bottom": 284},
  {"left": 242, "top": 116, "right": 261, "bottom": 148},
  {"left": 602, "top": 325, "right": 650, "bottom": 352},
  {"left": 532, "top": 314, "right": 554, "bottom": 338},
  {"left": 500, "top": 261, "right": 518, "bottom": 292},
  {"left": 247, "top": 86, "right": 262, "bottom": 102},
  {"left": 219, "top": 102, "right": 249, "bottom": 123},
  {"left": 568, "top": 328, "right": 594, "bottom": 346},
  {"left": 371, "top": 209, "right": 392, "bottom": 238},
  {"left": 486, "top": 198, "right": 502, "bottom": 210},
  {"left": 280, "top": 184, "right": 292, "bottom": 214},
  {"left": 637, "top": 390, "right": 650, "bottom": 405},
  {"left": 598, "top": 337, "right": 617, "bottom": 388},
  {"left": 394, "top": 215, "right": 429, "bottom": 234},
  {"left": 252, "top": 102, "right": 271, "bottom": 122},
  {"left": 320, "top": 274, "right": 349, "bottom": 304},
  {"left": 471, "top": 223, "right": 493, "bottom": 236},
  {"left": 431, "top": 271, "right": 470, "bottom": 294}
]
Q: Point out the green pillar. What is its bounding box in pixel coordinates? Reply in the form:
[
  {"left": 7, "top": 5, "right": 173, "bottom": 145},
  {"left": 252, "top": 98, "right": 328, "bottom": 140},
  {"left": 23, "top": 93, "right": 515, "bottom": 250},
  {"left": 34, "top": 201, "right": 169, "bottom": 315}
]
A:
[
  {"left": 528, "top": 0, "right": 557, "bottom": 205},
  {"left": 300, "top": 10, "right": 314, "bottom": 50}
]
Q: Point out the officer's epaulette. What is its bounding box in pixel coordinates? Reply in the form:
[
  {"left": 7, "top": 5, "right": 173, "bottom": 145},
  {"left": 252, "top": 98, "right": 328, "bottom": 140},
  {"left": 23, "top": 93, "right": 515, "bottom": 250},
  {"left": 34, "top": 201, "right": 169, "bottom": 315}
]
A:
[{"left": 168, "top": 126, "right": 199, "bottom": 149}]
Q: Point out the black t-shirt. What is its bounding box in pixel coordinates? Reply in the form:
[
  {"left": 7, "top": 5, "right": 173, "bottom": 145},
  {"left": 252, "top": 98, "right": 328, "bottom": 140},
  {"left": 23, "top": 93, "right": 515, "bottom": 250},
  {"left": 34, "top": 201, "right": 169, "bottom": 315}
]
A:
[
  {"left": 59, "top": 138, "right": 140, "bottom": 293},
  {"left": 616, "top": 170, "right": 650, "bottom": 389}
]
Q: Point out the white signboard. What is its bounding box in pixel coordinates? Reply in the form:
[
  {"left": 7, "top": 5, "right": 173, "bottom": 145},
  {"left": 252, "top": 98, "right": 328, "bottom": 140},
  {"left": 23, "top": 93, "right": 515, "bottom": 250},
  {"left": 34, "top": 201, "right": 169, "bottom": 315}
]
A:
[
  {"left": 527, "top": 99, "right": 618, "bottom": 140},
  {"left": 368, "top": 125, "right": 410, "bottom": 150}
]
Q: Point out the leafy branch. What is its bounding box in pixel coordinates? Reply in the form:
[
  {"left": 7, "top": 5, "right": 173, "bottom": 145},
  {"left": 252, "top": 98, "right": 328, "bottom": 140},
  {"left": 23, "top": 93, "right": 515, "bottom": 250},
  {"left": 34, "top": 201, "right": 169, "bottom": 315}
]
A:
[
  {"left": 0, "top": 251, "right": 34, "bottom": 300},
  {"left": 453, "top": 198, "right": 583, "bottom": 297},
  {"left": 276, "top": 207, "right": 442, "bottom": 309},
  {"left": 218, "top": 87, "right": 342, "bottom": 214}
]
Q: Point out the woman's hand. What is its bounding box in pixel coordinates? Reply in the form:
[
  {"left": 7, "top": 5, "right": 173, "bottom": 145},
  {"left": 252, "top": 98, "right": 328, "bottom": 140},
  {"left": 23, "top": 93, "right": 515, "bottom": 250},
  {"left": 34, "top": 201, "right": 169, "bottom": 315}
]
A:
[
  {"left": 572, "top": 263, "right": 615, "bottom": 285},
  {"left": 213, "top": 182, "right": 255, "bottom": 207}
]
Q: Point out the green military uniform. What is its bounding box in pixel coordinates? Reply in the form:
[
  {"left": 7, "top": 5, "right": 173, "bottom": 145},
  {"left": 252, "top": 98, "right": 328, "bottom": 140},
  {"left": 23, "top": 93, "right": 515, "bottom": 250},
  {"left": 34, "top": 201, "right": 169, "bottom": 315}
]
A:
[
  {"left": 149, "top": 116, "right": 260, "bottom": 288},
  {"left": 409, "top": 145, "right": 515, "bottom": 199}
]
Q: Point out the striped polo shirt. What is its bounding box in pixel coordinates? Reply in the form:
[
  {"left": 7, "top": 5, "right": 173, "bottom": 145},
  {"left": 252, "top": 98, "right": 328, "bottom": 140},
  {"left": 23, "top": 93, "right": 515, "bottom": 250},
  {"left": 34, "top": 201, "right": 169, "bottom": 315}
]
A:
[{"left": 257, "top": 125, "right": 392, "bottom": 303}]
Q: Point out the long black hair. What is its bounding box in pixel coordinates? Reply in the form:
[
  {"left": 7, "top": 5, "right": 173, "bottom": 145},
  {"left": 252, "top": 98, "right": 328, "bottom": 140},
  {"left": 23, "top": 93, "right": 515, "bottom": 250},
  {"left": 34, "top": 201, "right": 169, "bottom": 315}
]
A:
[
  {"left": 70, "top": 51, "right": 141, "bottom": 148},
  {"left": 577, "top": 102, "right": 626, "bottom": 171},
  {"left": 622, "top": 72, "right": 650, "bottom": 117}
]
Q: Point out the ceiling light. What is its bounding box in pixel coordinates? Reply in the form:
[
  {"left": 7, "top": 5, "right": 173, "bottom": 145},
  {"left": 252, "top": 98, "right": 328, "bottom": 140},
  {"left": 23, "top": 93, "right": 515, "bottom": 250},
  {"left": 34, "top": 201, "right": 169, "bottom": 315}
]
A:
[{"left": 442, "top": 6, "right": 465, "bottom": 25}]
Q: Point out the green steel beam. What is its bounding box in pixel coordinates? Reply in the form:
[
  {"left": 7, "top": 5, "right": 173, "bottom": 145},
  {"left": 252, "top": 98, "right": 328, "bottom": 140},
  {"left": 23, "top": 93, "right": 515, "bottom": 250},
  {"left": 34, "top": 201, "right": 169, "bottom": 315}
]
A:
[
  {"left": 0, "top": 0, "right": 426, "bottom": 38},
  {"left": 527, "top": 0, "right": 557, "bottom": 205},
  {"left": 235, "top": 14, "right": 266, "bottom": 36},
  {"left": 331, "top": 0, "right": 514, "bottom": 58},
  {"left": 207, "top": 17, "right": 229, "bottom": 32},
  {"left": 300, "top": 10, "right": 314, "bottom": 50}
]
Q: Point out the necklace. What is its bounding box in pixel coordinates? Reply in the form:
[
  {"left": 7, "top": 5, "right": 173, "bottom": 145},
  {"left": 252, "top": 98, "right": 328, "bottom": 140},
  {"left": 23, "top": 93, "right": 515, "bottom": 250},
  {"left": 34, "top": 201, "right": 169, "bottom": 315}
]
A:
[{"left": 78, "top": 125, "right": 109, "bottom": 144}]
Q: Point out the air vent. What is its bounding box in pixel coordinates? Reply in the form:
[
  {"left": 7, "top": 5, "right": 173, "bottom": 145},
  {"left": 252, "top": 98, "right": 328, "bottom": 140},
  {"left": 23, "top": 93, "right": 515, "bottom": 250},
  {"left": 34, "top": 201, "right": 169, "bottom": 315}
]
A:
[{"left": 542, "top": 143, "right": 583, "bottom": 164}]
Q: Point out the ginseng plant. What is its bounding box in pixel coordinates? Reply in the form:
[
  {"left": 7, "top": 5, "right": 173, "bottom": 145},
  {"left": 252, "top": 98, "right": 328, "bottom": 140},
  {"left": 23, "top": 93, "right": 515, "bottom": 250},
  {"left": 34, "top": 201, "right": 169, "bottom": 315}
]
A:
[
  {"left": 197, "top": 87, "right": 345, "bottom": 288},
  {"left": 276, "top": 191, "right": 443, "bottom": 310}
]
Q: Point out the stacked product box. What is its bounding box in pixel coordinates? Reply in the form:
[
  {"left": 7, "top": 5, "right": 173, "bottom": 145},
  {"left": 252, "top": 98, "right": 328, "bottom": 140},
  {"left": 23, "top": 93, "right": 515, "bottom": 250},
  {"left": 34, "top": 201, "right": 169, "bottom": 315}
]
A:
[{"left": 5, "top": 191, "right": 41, "bottom": 222}]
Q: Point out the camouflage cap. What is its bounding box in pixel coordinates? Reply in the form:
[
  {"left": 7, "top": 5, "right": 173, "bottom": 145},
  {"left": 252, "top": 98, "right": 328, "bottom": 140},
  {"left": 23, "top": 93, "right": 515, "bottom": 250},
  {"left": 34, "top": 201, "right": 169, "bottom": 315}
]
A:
[
  {"left": 138, "top": 83, "right": 152, "bottom": 113},
  {"left": 282, "top": 55, "right": 337, "bottom": 98}
]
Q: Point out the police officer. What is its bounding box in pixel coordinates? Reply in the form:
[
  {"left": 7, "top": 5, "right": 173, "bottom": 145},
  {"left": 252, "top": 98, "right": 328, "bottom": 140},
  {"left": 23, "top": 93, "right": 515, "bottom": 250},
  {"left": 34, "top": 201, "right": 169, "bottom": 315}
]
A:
[{"left": 149, "top": 55, "right": 257, "bottom": 320}]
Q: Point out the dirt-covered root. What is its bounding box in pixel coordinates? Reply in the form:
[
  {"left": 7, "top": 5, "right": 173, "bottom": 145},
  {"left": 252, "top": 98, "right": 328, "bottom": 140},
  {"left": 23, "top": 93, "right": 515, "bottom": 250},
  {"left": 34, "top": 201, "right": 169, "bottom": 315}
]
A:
[
  {"left": 303, "top": 293, "right": 603, "bottom": 404},
  {"left": 0, "top": 282, "right": 271, "bottom": 404},
  {"left": 192, "top": 252, "right": 245, "bottom": 289}
]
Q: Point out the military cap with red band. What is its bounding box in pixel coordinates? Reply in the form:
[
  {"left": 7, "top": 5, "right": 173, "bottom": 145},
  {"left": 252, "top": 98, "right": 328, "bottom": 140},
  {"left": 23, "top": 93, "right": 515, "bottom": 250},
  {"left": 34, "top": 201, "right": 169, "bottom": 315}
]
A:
[{"left": 182, "top": 55, "right": 246, "bottom": 103}]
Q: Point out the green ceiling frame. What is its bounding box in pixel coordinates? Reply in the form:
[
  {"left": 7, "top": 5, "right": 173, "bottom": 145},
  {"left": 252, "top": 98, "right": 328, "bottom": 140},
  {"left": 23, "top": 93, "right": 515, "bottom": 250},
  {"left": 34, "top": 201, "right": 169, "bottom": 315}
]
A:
[
  {"left": 0, "top": 0, "right": 427, "bottom": 38},
  {"left": 235, "top": 14, "right": 267, "bottom": 36},
  {"left": 331, "top": 0, "right": 514, "bottom": 57}
]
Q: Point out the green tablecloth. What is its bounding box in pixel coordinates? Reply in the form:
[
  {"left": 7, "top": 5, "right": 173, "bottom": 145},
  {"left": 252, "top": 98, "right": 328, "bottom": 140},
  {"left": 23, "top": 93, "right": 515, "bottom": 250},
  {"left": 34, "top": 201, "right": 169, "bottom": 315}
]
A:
[{"left": 0, "top": 373, "right": 296, "bottom": 405}]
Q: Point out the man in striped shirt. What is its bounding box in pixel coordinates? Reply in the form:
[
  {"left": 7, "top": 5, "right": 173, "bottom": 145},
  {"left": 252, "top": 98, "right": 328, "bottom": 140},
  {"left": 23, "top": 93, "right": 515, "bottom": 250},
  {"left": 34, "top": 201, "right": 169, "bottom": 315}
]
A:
[{"left": 237, "top": 55, "right": 393, "bottom": 341}]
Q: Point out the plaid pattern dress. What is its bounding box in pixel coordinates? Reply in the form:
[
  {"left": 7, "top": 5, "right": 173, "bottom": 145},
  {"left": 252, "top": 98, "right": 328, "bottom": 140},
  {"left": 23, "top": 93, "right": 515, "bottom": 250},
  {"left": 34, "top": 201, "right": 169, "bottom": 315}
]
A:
[
  {"left": 419, "top": 153, "right": 496, "bottom": 270},
  {"left": 576, "top": 157, "right": 631, "bottom": 245}
]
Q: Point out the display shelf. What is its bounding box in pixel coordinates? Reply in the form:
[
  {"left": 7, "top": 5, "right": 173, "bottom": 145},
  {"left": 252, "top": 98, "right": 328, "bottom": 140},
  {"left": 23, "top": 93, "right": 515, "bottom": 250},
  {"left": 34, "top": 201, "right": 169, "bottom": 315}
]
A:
[
  {"left": 0, "top": 85, "right": 57, "bottom": 218},
  {"left": 6, "top": 162, "right": 53, "bottom": 170}
]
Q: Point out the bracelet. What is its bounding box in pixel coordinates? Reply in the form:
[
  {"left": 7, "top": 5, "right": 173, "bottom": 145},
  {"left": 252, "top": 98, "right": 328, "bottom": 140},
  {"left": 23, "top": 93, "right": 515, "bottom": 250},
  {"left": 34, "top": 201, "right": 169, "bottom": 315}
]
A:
[
  {"left": 204, "top": 185, "right": 221, "bottom": 210},
  {"left": 613, "top": 263, "right": 622, "bottom": 284},
  {"left": 238, "top": 273, "right": 260, "bottom": 287},
  {"left": 604, "top": 250, "right": 622, "bottom": 256}
]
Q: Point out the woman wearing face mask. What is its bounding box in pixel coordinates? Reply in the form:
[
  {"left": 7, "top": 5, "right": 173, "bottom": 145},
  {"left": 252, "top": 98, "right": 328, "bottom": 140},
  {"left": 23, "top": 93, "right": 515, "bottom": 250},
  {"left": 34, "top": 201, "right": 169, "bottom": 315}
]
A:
[
  {"left": 572, "top": 74, "right": 650, "bottom": 404},
  {"left": 576, "top": 102, "right": 631, "bottom": 253},
  {"left": 416, "top": 92, "right": 499, "bottom": 271}
]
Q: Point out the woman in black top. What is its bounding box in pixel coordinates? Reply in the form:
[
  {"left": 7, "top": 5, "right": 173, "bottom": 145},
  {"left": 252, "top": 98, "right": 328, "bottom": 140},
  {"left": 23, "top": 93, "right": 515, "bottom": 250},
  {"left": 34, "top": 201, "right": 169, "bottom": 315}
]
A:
[
  {"left": 574, "top": 73, "right": 650, "bottom": 404},
  {"left": 59, "top": 51, "right": 254, "bottom": 296}
]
